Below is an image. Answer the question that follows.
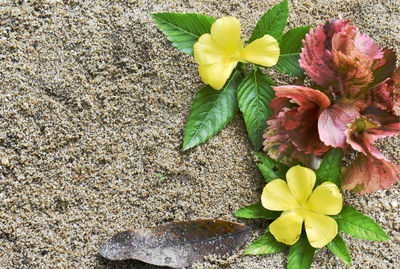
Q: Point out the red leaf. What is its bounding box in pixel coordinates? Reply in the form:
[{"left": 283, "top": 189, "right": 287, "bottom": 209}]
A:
[
  {"left": 342, "top": 154, "right": 400, "bottom": 194},
  {"left": 332, "top": 49, "right": 374, "bottom": 97},
  {"left": 300, "top": 19, "right": 389, "bottom": 98},
  {"left": 369, "top": 48, "right": 397, "bottom": 89},
  {"left": 318, "top": 103, "right": 360, "bottom": 148},
  {"left": 330, "top": 22, "right": 383, "bottom": 97},
  {"left": 343, "top": 107, "right": 400, "bottom": 193},
  {"left": 370, "top": 65, "right": 400, "bottom": 115},
  {"left": 299, "top": 23, "right": 339, "bottom": 88},
  {"left": 263, "top": 86, "right": 330, "bottom": 157},
  {"left": 369, "top": 78, "right": 393, "bottom": 111},
  {"left": 98, "top": 219, "right": 252, "bottom": 268},
  {"left": 345, "top": 107, "right": 400, "bottom": 158}
]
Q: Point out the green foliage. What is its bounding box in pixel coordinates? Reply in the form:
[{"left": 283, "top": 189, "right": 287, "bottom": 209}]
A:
[
  {"left": 245, "top": 232, "right": 287, "bottom": 255},
  {"left": 274, "top": 54, "right": 304, "bottom": 77},
  {"left": 237, "top": 66, "right": 276, "bottom": 149},
  {"left": 249, "top": 0, "right": 288, "bottom": 42},
  {"left": 151, "top": 13, "right": 215, "bottom": 55},
  {"left": 274, "top": 26, "right": 311, "bottom": 76},
  {"left": 334, "top": 206, "right": 390, "bottom": 241},
  {"left": 315, "top": 148, "right": 343, "bottom": 188},
  {"left": 253, "top": 151, "right": 289, "bottom": 182},
  {"left": 287, "top": 234, "right": 316, "bottom": 269},
  {"left": 183, "top": 71, "right": 241, "bottom": 151},
  {"left": 327, "top": 234, "right": 352, "bottom": 267},
  {"left": 156, "top": 173, "right": 165, "bottom": 181},
  {"left": 235, "top": 202, "right": 281, "bottom": 220},
  {"left": 279, "top": 26, "right": 311, "bottom": 54}
]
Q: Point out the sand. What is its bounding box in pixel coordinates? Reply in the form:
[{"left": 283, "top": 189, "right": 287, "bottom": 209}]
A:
[{"left": 0, "top": 0, "right": 399, "bottom": 268}]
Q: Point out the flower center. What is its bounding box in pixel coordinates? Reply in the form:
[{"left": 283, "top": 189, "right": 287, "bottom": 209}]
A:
[
  {"left": 354, "top": 116, "right": 380, "bottom": 131},
  {"left": 298, "top": 203, "right": 308, "bottom": 217}
]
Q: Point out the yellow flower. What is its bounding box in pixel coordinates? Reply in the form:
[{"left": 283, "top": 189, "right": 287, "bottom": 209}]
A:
[
  {"left": 261, "top": 165, "right": 342, "bottom": 248},
  {"left": 194, "top": 16, "right": 280, "bottom": 90}
]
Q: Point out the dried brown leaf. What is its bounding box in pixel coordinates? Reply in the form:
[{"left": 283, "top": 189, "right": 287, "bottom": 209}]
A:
[{"left": 98, "top": 219, "right": 252, "bottom": 268}]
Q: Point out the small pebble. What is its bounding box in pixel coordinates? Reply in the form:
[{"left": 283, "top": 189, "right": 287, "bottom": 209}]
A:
[{"left": 1, "top": 157, "right": 10, "bottom": 166}]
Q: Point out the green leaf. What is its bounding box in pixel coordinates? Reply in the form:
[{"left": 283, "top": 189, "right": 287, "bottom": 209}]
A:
[
  {"left": 235, "top": 202, "right": 281, "bottom": 220},
  {"left": 237, "top": 66, "right": 276, "bottom": 149},
  {"left": 274, "top": 54, "right": 304, "bottom": 77},
  {"left": 156, "top": 173, "right": 165, "bottom": 181},
  {"left": 335, "top": 206, "right": 390, "bottom": 241},
  {"left": 245, "top": 232, "right": 287, "bottom": 255},
  {"left": 287, "top": 234, "right": 315, "bottom": 269},
  {"left": 315, "top": 148, "right": 343, "bottom": 188},
  {"left": 254, "top": 151, "right": 289, "bottom": 182},
  {"left": 279, "top": 26, "right": 311, "bottom": 54},
  {"left": 273, "top": 26, "right": 311, "bottom": 76},
  {"left": 327, "top": 234, "right": 352, "bottom": 267},
  {"left": 151, "top": 13, "right": 215, "bottom": 55},
  {"left": 249, "top": 0, "right": 288, "bottom": 42},
  {"left": 183, "top": 71, "right": 241, "bottom": 151}
]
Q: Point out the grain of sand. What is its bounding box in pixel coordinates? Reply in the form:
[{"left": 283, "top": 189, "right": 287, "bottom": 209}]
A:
[{"left": 0, "top": 0, "right": 399, "bottom": 268}]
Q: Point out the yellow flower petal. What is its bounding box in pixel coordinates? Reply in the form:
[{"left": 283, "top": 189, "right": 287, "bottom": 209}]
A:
[
  {"left": 286, "top": 165, "right": 316, "bottom": 205},
  {"left": 193, "top": 18, "right": 242, "bottom": 90},
  {"left": 241, "top": 34, "right": 280, "bottom": 67},
  {"left": 304, "top": 211, "right": 338, "bottom": 248},
  {"left": 269, "top": 211, "right": 303, "bottom": 245},
  {"left": 198, "top": 61, "right": 237, "bottom": 90},
  {"left": 211, "top": 16, "right": 241, "bottom": 52},
  {"left": 306, "top": 182, "right": 342, "bottom": 215},
  {"left": 194, "top": 34, "right": 227, "bottom": 66},
  {"left": 261, "top": 179, "right": 299, "bottom": 211}
]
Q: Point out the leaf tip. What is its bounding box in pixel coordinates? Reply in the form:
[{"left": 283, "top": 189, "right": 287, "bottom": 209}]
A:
[
  {"left": 150, "top": 12, "right": 161, "bottom": 20},
  {"left": 182, "top": 140, "right": 194, "bottom": 151},
  {"left": 243, "top": 249, "right": 253, "bottom": 256},
  {"left": 381, "top": 232, "right": 391, "bottom": 241},
  {"left": 234, "top": 211, "right": 243, "bottom": 218}
]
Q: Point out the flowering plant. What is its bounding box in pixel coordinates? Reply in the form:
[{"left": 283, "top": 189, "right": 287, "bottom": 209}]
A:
[
  {"left": 152, "top": 0, "right": 309, "bottom": 150},
  {"left": 261, "top": 165, "right": 342, "bottom": 248},
  {"left": 152, "top": 0, "right": 395, "bottom": 268},
  {"left": 236, "top": 151, "right": 389, "bottom": 268},
  {"left": 263, "top": 18, "right": 400, "bottom": 194}
]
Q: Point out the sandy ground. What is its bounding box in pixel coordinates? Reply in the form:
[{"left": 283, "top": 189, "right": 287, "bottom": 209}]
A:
[{"left": 0, "top": 0, "right": 399, "bottom": 268}]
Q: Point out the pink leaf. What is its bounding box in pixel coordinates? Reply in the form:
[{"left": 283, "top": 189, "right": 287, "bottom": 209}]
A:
[
  {"left": 342, "top": 107, "right": 400, "bottom": 193},
  {"left": 354, "top": 32, "right": 383, "bottom": 59},
  {"left": 345, "top": 107, "right": 400, "bottom": 157},
  {"left": 299, "top": 23, "right": 339, "bottom": 88},
  {"left": 272, "top": 86, "right": 331, "bottom": 113},
  {"left": 300, "top": 19, "right": 387, "bottom": 98},
  {"left": 332, "top": 49, "right": 374, "bottom": 97},
  {"left": 369, "top": 78, "right": 393, "bottom": 111},
  {"left": 263, "top": 86, "right": 331, "bottom": 156},
  {"left": 370, "top": 66, "right": 400, "bottom": 115},
  {"left": 318, "top": 103, "right": 360, "bottom": 148},
  {"left": 342, "top": 154, "right": 400, "bottom": 194},
  {"left": 263, "top": 109, "right": 314, "bottom": 167}
]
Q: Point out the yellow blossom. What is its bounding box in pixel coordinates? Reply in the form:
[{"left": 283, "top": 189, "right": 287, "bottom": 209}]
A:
[
  {"left": 261, "top": 165, "right": 342, "bottom": 248},
  {"left": 194, "top": 16, "right": 280, "bottom": 90}
]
